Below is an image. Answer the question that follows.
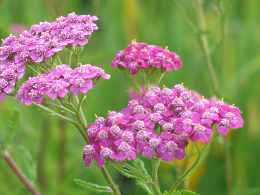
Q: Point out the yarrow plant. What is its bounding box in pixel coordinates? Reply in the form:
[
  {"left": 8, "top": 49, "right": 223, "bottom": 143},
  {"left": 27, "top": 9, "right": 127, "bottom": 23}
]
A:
[{"left": 0, "top": 12, "right": 244, "bottom": 195}]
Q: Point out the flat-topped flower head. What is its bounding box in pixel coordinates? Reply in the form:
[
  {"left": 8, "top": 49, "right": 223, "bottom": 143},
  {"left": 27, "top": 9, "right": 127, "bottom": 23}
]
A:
[
  {"left": 17, "top": 64, "right": 110, "bottom": 105},
  {"left": 0, "top": 13, "right": 98, "bottom": 101},
  {"left": 111, "top": 41, "right": 182, "bottom": 74},
  {"left": 83, "top": 84, "right": 244, "bottom": 167}
]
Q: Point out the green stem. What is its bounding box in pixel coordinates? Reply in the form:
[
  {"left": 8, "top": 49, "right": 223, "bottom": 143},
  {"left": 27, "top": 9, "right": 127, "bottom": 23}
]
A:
[
  {"left": 38, "top": 64, "right": 49, "bottom": 72},
  {"left": 69, "top": 50, "right": 73, "bottom": 65},
  {"left": 157, "top": 72, "right": 165, "bottom": 85},
  {"left": 169, "top": 132, "right": 215, "bottom": 193},
  {"left": 35, "top": 104, "right": 77, "bottom": 124},
  {"left": 74, "top": 121, "right": 121, "bottom": 195},
  {"left": 196, "top": 0, "right": 220, "bottom": 96},
  {"left": 73, "top": 123, "right": 89, "bottom": 143},
  {"left": 75, "top": 96, "right": 87, "bottom": 126},
  {"left": 143, "top": 70, "right": 150, "bottom": 88},
  {"left": 35, "top": 103, "right": 88, "bottom": 143},
  {"left": 127, "top": 73, "right": 141, "bottom": 92},
  {"left": 170, "top": 145, "right": 202, "bottom": 192},
  {"left": 56, "top": 55, "right": 63, "bottom": 65},
  {"left": 35, "top": 97, "right": 121, "bottom": 194},
  {"left": 196, "top": 1, "right": 233, "bottom": 194},
  {"left": 50, "top": 102, "right": 76, "bottom": 115},
  {"left": 101, "top": 167, "right": 121, "bottom": 195},
  {"left": 28, "top": 64, "right": 41, "bottom": 75},
  {"left": 151, "top": 159, "right": 161, "bottom": 195},
  {"left": 72, "top": 46, "right": 81, "bottom": 66},
  {"left": 73, "top": 98, "right": 121, "bottom": 195}
]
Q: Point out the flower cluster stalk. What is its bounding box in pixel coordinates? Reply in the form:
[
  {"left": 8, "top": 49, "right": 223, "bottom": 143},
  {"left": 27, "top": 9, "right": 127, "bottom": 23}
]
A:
[
  {"left": 73, "top": 97, "right": 122, "bottom": 195},
  {"left": 151, "top": 159, "right": 162, "bottom": 195},
  {"left": 196, "top": 0, "right": 220, "bottom": 96},
  {"left": 31, "top": 75, "right": 121, "bottom": 194}
]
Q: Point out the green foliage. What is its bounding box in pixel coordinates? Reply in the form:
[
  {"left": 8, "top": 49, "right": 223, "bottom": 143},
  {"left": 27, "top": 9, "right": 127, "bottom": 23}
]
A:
[
  {"left": 74, "top": 178, "right": 112, "bottom": 193},
  {"left": 0, "top": 110, "right": 21, "bottom": 151},
  {"left": 163, "top": 190, "right": 199, "bottom": 195},
  {"left": 112, "top": 159, "right": 153, "bottom": 194},
  {"left": 174, "top": 190, "right": 199, "bottom": 195}
]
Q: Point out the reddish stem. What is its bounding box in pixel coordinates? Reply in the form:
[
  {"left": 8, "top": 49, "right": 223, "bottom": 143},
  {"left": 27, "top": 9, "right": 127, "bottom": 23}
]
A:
[{"left": 3, "top": 150, "right": 41, "bottom": 195}]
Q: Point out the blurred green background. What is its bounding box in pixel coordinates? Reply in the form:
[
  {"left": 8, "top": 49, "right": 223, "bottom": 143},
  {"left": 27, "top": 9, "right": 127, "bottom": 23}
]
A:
[{"left": 0, "top": 0, "right": 260, "bottom": 194}]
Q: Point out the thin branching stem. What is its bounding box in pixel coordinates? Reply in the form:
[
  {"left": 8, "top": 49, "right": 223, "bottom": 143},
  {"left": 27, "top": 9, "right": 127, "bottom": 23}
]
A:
[
  {"left": 173, "top": 0, "right": 198, "bottom": 33},
  {"left": 74, "top": 116, "right": 121, "bottom": 195},
  {"left": 71, "top": 117, "right": 121, "bottom": 195},
  {"left": 127, "top": 73, "right": 141, "bottom": 92},
  {"left": 157, "top": 72, "right": 165, "bottom": 85},
  {"left": 170, "top": 144, "right": 201, "bottom": 192},
  {"left": 49, "top": 102, "right": 76, "bottom": 115},
  {"left": 3, "top": 150, "right": 41, "bottom": 195},
  {"left": 72, "top": 97, "right": 121, "bottom": 195},
  {"left": 195, "top": 1, "right": 234, "bottom": 194},
  {"left": 28, "top": 64, "right": 41, "bottom": 75},
  {"left": 75, "top": 96, "right": 87, "bottom": 126},
  {"left": 57, "top": 55, "right": 63, "bottom": 65},
  {"left": 69, "top": 50, "right": 73, "bottom": 65},
  {"left": 34, "top": 104, "right": 77, "bottom": 124},
  {"left": 151, "top": 159, "right": 162, "bottom": 195},
  {"left": 101, "top": 167, "right": 121, "bottom": 195},
  {"left": 196, "top": 0, "right": 220, "bottom": 96},
  {"left": 22, "top": 46, "right": 121, "bottom": 195}
]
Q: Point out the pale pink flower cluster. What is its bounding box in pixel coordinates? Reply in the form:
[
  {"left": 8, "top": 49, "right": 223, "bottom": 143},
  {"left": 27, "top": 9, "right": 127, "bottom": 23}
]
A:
[
  {"left": 0, "top": 13, "right": 98, "bottom": 100},
  {"left": 17, "top": 64, "right": 110, "bottom": 105}
]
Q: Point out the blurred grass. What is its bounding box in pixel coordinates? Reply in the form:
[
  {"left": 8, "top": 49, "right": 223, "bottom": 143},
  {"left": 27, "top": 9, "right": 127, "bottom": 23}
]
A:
[{"left": 0, "top": 0, "right": 260, "bottom": 194}]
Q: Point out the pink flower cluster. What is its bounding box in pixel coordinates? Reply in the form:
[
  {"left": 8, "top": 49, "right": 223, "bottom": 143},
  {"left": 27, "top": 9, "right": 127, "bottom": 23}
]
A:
[
  {"left": 17, "top": 64, "right": 110, "bottom": 105},
  {"left": 111, "top": 42, "right": 182, "bottom": 74},
  {"left": 83, "top": 84, "right": 243, "bottom": 167},
  {"left": 0, "top": 62, "right": 25, "bottom": 101},
  {"left": 0, "top": 13, "right": 98, "bottom": 100}
]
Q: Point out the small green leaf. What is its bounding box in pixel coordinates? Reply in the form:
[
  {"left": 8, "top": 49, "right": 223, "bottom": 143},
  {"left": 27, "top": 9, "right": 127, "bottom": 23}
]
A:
[
  {"left": 74, "top": 178, "right": 112, "bottom": 193},
  {"left": 112, "top": 159, "right": 151, "bottom": 181},
  {"left": 133, "top": 159, "right": 150, "bottom": 179},
  {"left": 112, "top": 160, "right": 153, "bottom": 194}
]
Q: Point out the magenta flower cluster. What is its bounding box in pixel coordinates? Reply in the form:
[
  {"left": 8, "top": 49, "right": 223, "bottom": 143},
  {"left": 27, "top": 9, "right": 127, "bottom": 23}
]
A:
[
  {"left": 0, "top": 13, "right": 98, "bottom": 100},
  {"left": 17, "top": 64, "right": 110, "bottom": 105},
  {"left": 83, "top": 84, "right": 243, "bottom": 167},
  {"left": 111, "top": 42, "right": 182, "bottom": 74}
]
